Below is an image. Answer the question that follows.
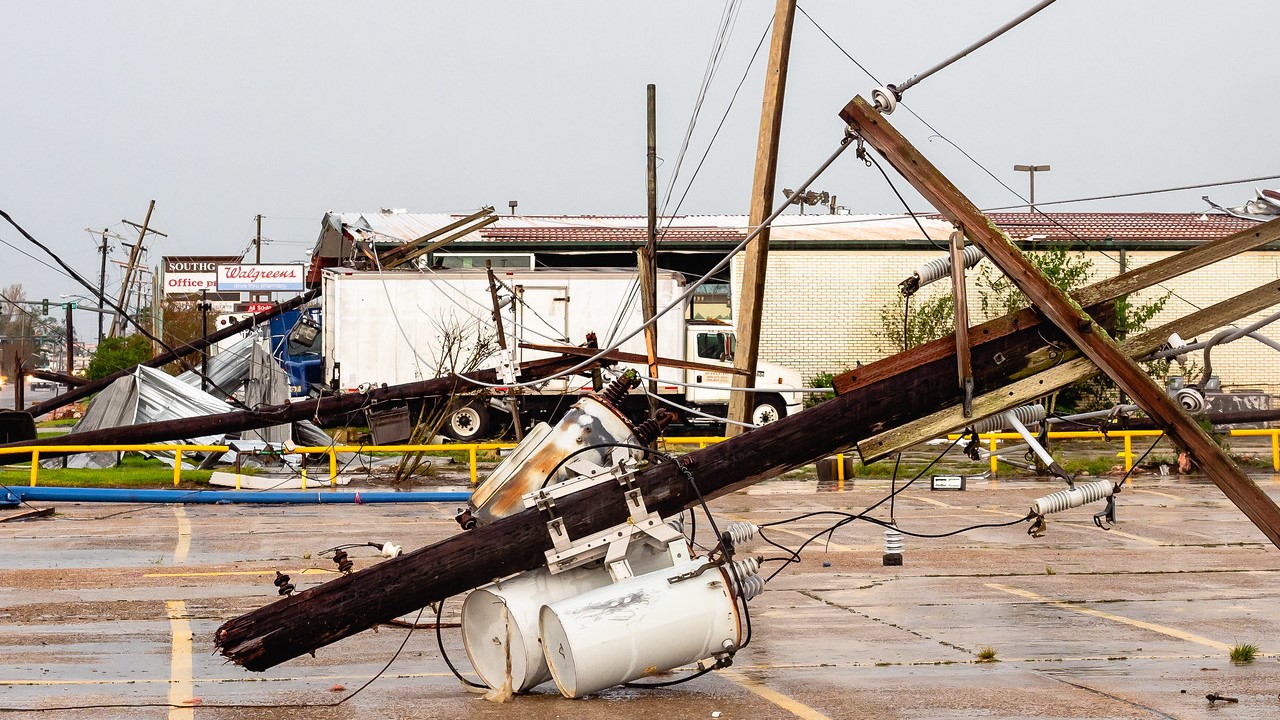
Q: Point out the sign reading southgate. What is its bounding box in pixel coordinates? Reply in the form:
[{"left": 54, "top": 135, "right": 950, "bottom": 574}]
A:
[{"left": 216, "top": 264, "right": 306, "bottom": 292}]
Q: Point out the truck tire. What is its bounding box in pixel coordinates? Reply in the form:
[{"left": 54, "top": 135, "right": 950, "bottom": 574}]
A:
[
  {"left": 751, "top": 395, "right": 786, "bottom": 426},
  {"left": 444, "top": 400, "right": 492, "bottom": 441}
]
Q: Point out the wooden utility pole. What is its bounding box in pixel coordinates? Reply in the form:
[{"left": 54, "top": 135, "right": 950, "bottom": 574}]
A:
[
  {"left": 947, "top": 229, "right": 974, "bottom": 417},
  {"left": 486, "top": 261, "right": 524, "bottom": 441},
  {"left": 840, "top": 93, "right": 1280, "bottom": 549},
  {"left": 639, "top": 83, "right": 661, "bottom": 420},
  {"left": 726, "top": 0, "right": 796, "bottom": 436},
  {"left": 110, "top": 200, "right": 156, "bottom": 338},
  {"left": 97, "top": 231, "right": 109, "bottom": 343},
  {"left": 252, "top": 214, "right": 264, "bottom": 303}
]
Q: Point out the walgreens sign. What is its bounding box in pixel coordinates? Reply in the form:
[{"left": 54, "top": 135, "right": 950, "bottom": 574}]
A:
[{"left": 216, "top": 264, "right": 306, "bottom": 292}]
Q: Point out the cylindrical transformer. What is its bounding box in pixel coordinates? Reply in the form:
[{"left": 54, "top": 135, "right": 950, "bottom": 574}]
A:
[
  {"left": 467, "top": 394, "right": 640, "bottom": 526},
  {"left": 539, "top": 558, "right": 741, "bottom": 698}
]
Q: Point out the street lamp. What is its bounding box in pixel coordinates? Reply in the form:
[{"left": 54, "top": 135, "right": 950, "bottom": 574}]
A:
[{"left": 1013, "top": 164, "right": 1051, "bottom": 213}]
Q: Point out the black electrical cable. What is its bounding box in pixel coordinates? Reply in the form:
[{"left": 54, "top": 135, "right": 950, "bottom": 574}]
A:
[
  {"left": 436, "top": 597, "right": 489, "bottom": 690},
  {"left": 864, "top": 152, "right": 947, "bottom": 252},
  {"left": 0, "top": 209, "right": 248, "bottom": 404}
]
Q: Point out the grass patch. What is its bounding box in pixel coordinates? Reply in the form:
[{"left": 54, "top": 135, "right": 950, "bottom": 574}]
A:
[
  {"left": 1045, "top": 566, "right": 1056, "bottom": 575},
  {"left": 1229, "top": 643, "right": 1258, "bottom": 664},
  {"left": 976, "top": 646, "right": 998, "bottom": 662},
  {"left": 36, "top": 418, "right": 80, "bottom": 428},
  {"left": 1061, "top": 457, "right": 1117, "bottom": 476},
  {"left": 1, "top": 453, "right": 213, "bottom": 489}
]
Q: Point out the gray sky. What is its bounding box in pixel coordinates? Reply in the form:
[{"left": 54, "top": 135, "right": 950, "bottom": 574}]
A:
[{"left": 2, "top": 1, "right": 1276, "bottom": 308}]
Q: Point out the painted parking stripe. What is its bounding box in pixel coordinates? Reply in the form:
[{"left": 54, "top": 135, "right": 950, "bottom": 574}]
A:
[
  {"left": 166, "top": 600, "right": 195, "bottom": 720},
  {"left": 719, "top": 670, "right": 833, "bottom": 720},
  {"left": 986, "top": 582, "right": 1231, "bottom": 651},
  {"left": 172, "top": 506, "right": 191, "bottom": 564}
]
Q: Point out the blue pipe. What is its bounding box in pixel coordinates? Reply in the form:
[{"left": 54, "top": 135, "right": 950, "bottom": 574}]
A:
[{"left": 1, "top": 486, "right": 470, "bottom": 505}]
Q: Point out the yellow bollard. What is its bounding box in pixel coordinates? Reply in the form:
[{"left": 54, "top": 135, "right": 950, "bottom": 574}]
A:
[
  {"left": 29, "top": 450, "right": 39, "bottom": 487},
  {"left": 469, "top": 446, "right": 478, "bottom": 485},
  {"left": 1271, "top": 431, "right": 1279, "bottom": 472},
  {"left": 328, "top": 448, "right": 337, "bottom": 486},
  {"left": 1121, "top": 434, "right": 1134, "bottom": 475},
  {"left": 989, "top": 437, "right": 999, "bottom": 474},
  {"left": 173, "top": 449, "right": 182, "bottom": 487},
  {"left": 835, "top": 452, "right": 846, "bottom": 492}
]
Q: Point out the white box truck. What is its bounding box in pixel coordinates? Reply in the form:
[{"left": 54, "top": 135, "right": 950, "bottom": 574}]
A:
[{"left": 317, "top": 267, "right": 804, "bottom": 439}]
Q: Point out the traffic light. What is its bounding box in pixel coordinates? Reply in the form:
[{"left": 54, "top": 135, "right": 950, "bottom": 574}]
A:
[{"left": 41, "top": 298, "right": 48, "bottom": 315}]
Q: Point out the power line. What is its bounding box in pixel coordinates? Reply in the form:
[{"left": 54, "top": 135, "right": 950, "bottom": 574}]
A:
[{"left": 984, "top": 174, "right": 1280, "bottom": 211}]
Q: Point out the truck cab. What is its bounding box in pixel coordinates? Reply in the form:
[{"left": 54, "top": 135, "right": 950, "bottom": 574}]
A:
[{"left": 681, "top": 323, "right": 805, "bottom": 427}]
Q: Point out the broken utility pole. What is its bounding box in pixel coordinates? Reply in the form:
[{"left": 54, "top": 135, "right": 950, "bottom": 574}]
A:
[
  {"left": 840, "top": 93, "right": 1280, "bottom": 549},
  {"left": 726, "top": 0, "right": 796, "bottom": 436},
  {"left": 110, "top": 201, "right": 162, "bottom": 338}
]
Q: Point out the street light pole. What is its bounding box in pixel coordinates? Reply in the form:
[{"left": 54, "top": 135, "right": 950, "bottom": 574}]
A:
[
  {"left": 65, "top": 302, "right": 74, "bottom": 375},
  {"left": 1013, "top": 164, "right": 1051, "bottom": 212}
]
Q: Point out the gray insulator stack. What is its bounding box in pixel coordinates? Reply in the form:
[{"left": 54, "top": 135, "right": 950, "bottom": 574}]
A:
[
  {"left": 726, "top": 557, "right": 765, "bottom": 601},
  {"left": 1030, "top": 480, "right": 1116, "bottom": 517},
  {"left": 965, "top": 404, "right": 1046, "bottom": 435},
  {"left": 901, "top": 244, "right": 985, "bottom": 296}
]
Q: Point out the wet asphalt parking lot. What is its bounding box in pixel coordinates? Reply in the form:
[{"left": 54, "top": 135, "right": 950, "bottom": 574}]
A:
[{"left": 3, "top": 468, "right": 1280, "bottom": 720}]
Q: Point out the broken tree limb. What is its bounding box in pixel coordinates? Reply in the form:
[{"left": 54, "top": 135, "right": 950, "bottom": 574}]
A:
[
  {"left": 23, "top": 288, "right": 320, "bottom": 418},
  {"left": 0, "top": 355, "right": 581, "bottom": 462},
  {"left": 832, "top": 215, "right": 1280, "bottom": 396},
  {"left": 842, "top": 93, "right": 1280, "bottom": 549},
  {"left": 859, "top": 279, "right": 1280, "bottom": 461}
]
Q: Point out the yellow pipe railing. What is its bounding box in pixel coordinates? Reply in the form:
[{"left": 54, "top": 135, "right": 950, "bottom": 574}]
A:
[{"left": 7, "top": 426, "right": 1279, "bottom": 490}]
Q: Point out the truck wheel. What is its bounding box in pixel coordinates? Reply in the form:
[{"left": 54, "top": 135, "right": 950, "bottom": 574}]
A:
[
  {"left": 751, "top": 396, "right": 786, "bottom": 426},
  {"left": 445, "top": 401, "right": 492, "bottom": 441}
]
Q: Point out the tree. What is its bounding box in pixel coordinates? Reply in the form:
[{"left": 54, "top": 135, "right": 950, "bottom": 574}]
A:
[
  {"left": 85, "top": 334, "right": 153, "bottom": 380},
  {"left": 0, "top": 283, "right": 63, "bottom": 375},
  {"left": 878, "top": 247, "right": 1167, "bottom": 412}
]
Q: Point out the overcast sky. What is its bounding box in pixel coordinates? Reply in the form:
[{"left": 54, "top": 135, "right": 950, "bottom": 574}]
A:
[{"left": 2, "top": 1, "right": 1275, "bottom": 308}]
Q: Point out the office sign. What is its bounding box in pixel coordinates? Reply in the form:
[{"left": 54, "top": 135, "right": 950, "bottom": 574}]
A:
[
  {"left": 216, "top": 264, "right": 306, "bottom": 292},
  {"left": 162, "top": 255, "right": 242, "bottom": 296}
]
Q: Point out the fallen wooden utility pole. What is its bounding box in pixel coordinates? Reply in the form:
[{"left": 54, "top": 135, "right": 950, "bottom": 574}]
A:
[
  {"left": 22, "top": 288, "right": 318, "bottom": 418},
  {"left": 25, "top": 368, "right": 87, "bottom": 388},
  {"left": 833, "top": 215, "right": 1280, "bottom": 396},
  {"left": 0, "top": 355, "right": 581, "bottom": 461},
  {"left": 860, "top": 279, "right": 1280, "bottom": 461},
  {"left": 841, "top": 93, "right": 1280, "bottom": 549}
]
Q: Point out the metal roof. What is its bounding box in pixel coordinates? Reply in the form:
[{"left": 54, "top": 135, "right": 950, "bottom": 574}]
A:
[
  {"left": 978, "top": 212, "right": 1257, "bottom": 242},
  {"left": 315, "top": 210, "right": 1261, "bottom": 257}
]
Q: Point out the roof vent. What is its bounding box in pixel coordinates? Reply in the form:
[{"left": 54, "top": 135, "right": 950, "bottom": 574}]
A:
[{"left": 379, "top": 208, "right": 407, "bottom": 215}]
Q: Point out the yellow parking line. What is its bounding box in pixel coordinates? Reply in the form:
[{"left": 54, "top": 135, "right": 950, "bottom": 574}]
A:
[
  {"left": 916, "top": 495, "right": 1026, "bottom": 519},
  {"left": 719, "top": 670, "right": 832, "bottom": 720},
  {"left": 764, "top": 525, "right": 856, "bottom": 553},
  {"left": 166, "top": 600, "right": 195, "bottom": 720},
  {"left": 986, "top": 582, "right": 1231, "bottom": 651},
  {"left": 172, "top": 506, "right": 190, "bottom": 565},
  {"left": 1130, "top": 488, "right": 1181, "bottom": 501}
]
